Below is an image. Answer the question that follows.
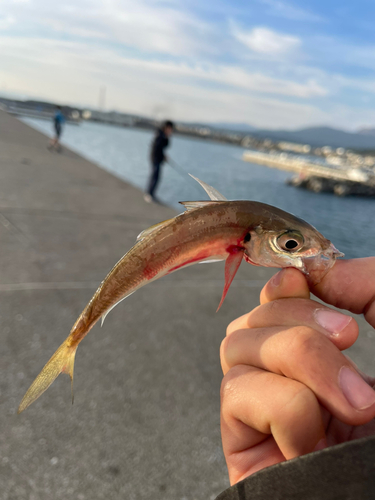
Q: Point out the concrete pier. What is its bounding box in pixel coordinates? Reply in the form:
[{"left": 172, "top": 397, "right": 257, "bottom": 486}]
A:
[
  {"left": 242, "top": 150, "right": 375, "bottom": 196},
  {"left": 0, "top": 111, "right": 374, "bottom": 499}
]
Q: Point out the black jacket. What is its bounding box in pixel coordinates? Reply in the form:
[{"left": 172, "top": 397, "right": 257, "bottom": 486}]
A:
[
  {"left": 150, "top": 129, "right": 169, "bottom": 164},
  {"left": 216, "top": 435, "right": 375, "bottom": 500}
]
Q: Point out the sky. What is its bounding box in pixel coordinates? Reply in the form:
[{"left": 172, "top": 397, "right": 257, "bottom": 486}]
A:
[{"left": 1, "top": 0, "right": 375, "bottom": 130}]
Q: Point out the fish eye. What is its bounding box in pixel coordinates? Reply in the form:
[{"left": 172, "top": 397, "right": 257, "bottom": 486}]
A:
[
  {"left": 277, "top": 231, "right": 304, "bottom": 252},
  {"left": 244, "top": 232, "right": 251, "bottom": 243}
]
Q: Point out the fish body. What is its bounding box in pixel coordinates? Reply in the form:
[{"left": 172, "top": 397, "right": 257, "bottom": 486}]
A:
[{"left": 18, "top": 180, "right": 343, "bottom": 413}]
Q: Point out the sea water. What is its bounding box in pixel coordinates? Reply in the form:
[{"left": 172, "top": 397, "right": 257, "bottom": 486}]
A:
[{"left": 20, "top": 117, "right": 375, "bottom": 259}]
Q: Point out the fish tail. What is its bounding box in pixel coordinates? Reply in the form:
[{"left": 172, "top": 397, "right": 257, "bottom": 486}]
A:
[{"left": 18, "top": 337, "right": 77, "bottom": 414}]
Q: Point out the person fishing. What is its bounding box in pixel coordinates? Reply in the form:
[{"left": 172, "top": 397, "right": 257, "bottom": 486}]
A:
[
  {"left": 144, "top": 120, "right": 174, "bottom": 203},
  {"left": 48, "top": 105, "right": 65, "bottom": 152}
]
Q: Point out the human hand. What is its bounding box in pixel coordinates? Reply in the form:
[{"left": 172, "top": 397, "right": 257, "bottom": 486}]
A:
[{"left": 220, "top": 258, "right": 375, "bottom": 485}]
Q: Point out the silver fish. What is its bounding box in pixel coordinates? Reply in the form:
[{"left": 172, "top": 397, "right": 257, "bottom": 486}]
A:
[{"left": 18, "top": 176, "right": 343, "bottom": 413}]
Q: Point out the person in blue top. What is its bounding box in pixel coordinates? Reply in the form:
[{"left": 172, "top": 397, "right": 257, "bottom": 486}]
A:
[
  {"left": 144, "top": 120, "right": 174, "bottom": 203},
  {"left": 48, "top": 106, "right": 65, "bottom": 152}
]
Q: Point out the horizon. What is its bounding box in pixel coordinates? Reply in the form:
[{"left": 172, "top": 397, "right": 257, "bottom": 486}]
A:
[
  {"left": 2, "top": 1, "right": 375, "bottom": 132},
  {"left": 3, "top": 92, "right": 374, "bottom": 136},
  {"left": 3, "top": 93, "right": 373, "bottom": 135}
]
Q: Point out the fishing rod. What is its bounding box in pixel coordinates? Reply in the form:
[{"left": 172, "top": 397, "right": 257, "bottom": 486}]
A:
[
  {"left": 166, "top": 157, "right": 190, "bottom": 178},
  {"left": 166, "top": 158, "right": 203, "bottom": 195}
]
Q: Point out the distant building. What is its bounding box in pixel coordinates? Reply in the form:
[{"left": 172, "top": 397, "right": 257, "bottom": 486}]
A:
[{"left": 278, "top": 141, "right": 311, "bottom": 154}]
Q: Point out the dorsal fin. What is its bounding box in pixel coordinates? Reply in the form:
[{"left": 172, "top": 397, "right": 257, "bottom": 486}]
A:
[
  {"left": 179, "top": 200, "right": 224, "bottom": 211},
  {"left": 136, "top": 218, "right": 173, "bottom": 241},
  {"left": 189, "top": 175, "right": 228, "bottom": 201}
]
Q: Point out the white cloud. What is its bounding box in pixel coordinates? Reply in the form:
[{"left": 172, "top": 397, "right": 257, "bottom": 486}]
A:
[
  {"left": 213, "top": 67, "right": 326, "bottom": 97},
  {"left": 0, "top": 15, "right": 15, "bottom": 29},
  {"left": 1, "top": 0, "right": 217, "bottom": 58},
  {"left": 1, "top": 0, "right": 374, "bottom": 130},
  {"left": 0, "top": 36, "right": 330, "bottom": 128},
  {"left": 0, "top": 35, "right": 326, "bottom": 98},
  {"left": 232, "top": 25, "right": 300, "bottom": 56}
]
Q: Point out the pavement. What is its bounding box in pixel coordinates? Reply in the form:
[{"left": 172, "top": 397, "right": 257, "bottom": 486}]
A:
[{"left": 1, "top": 110, "right": 374, "bottom": 500}]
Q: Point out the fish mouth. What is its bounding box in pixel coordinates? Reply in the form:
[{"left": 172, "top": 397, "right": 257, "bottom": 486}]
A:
[
  {"left": 329, "top": 244, "right": 345, "bottom": 259},
  {"left": 243, "top": 253, "right": 261, "bottom": 266},
  {"left": 303, "top": 243, "right": 344, "bottom": 285}
]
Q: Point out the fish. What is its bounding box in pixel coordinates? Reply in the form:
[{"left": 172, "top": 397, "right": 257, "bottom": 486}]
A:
[{"left": 18, "top": 176, "right": 343, "bottom": 413}]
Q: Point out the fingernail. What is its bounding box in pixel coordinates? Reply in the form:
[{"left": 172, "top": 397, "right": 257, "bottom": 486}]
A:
[
  {"left": 314, "top": 309, "right": 352, "bottom": 335},
  {"left": 271, "top": 270, "right": 283, "bottom": 287},
  {"left": 313, "top": 437, "right": 327, "bottom": 452},
  {"left": 339, "top": 366, "right": 375, "bottom": 410}
]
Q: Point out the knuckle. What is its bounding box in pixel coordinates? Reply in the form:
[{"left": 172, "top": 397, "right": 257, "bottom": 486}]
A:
[
  {"left": 279, "top": 326, "right": 330, "bottom": 379},
  {"left": 220, "top": 335, "right": 230, "bottom": 360},
  {"left": 247, "top": 299, "right": 285, "bottom": 327},
  {"left": 220, "top": 329, "right": 242, "bottom": 367},
  {"left": 220, "top": 365, "right": 248, "bottom": 404},
  {"left": 226, "top": 319, "right": 239, "bottom": 336},
  {"left": 246, "top": 305, "right": 262, "bottom": 327},
  {"left": 267, "top": 299, "right": 279, "bottom": 313},
  {"left": 288, "top": 326, "right": 326, "bottom": 359},
  {"left": 260, "top": 299, "right": 279, "bottom": 319},
  {"left": 220, "top": 336, "right": 230, "bottom": 372},
  {"left": 225, "top": 323, "right": 233, "bottom": 336},
  {"left": 279, "top": 384, "right": 317, "bottom": 421}
]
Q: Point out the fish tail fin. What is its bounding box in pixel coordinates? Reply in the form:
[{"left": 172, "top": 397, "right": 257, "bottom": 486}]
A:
[{"left": 18, "top": 338, "right": 77, "bottom": 414}]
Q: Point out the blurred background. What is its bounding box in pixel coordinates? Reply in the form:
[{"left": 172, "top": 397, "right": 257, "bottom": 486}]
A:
[{"left": 1, "top": 0, "right": 375, "bottom": 499}]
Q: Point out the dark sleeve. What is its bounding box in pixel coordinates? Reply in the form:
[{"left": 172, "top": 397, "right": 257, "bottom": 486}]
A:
[
  {"left": 151, "top": 132, "right": 168, "bottom": 163},
  {"left": 216, "top": 435, "right": 375, "bottom": 500},
  {"left": 154, "top": 135, "right": 167, "bottom": 152}
]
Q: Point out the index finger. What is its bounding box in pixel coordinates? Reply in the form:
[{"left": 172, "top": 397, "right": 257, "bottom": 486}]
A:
[{"left": 227, "top": 268, "right": 310, "bottom": 336}]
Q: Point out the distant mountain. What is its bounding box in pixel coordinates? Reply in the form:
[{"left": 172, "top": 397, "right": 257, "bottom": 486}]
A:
[
  {"left": 251, "top": 126, "right": 375, "bottom": 150},
  {"left": 358, "top": 128, "right": 375, "bottom": 137},
  {"left": 203, "top": 122, "right": 375, "bottom": 150}
]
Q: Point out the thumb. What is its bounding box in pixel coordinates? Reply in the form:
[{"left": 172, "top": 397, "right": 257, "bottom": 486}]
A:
[{"left": 312, "top": 258, "right": 375, "bottom": 327}]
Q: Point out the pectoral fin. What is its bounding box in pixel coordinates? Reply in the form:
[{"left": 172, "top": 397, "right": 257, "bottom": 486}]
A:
[
  {"left": 217, "top": 248, "right": 244, "bottom": 312},
  {"left": 101, "top": 291, "right": 135, "bottom": 326}
]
